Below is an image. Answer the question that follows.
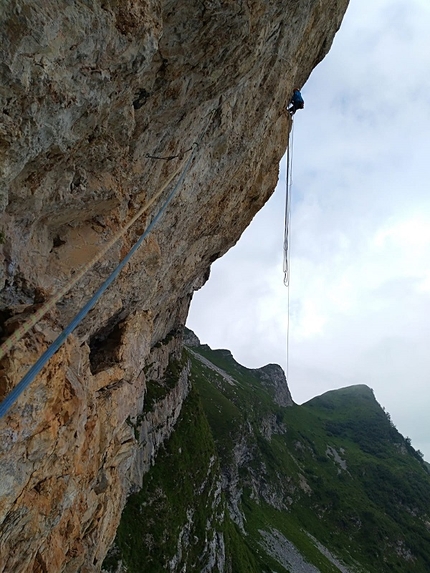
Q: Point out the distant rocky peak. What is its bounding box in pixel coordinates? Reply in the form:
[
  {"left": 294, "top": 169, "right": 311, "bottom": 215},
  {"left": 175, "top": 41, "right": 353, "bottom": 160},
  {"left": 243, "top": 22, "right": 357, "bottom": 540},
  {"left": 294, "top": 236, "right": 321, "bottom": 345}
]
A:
[
  {"left": 252, "top": 363, "right": 294, "bottom": 408},
  {"left": 183, "top": 327, "right": 201, "bottom": 348}
]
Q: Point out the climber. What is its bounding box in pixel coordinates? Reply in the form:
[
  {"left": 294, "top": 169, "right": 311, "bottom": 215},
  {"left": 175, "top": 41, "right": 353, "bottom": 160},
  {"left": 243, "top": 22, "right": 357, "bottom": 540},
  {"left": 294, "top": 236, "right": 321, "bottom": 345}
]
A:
[{"left": 287, "top": 88, "right": 304, "bottom": 116}]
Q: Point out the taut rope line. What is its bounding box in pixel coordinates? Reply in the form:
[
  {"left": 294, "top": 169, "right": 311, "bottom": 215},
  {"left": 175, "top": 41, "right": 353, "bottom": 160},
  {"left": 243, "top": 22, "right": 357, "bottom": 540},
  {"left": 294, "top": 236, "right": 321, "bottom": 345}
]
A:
[
  {"left": 0, "top": 159, "right": 186, "bottom": 362},
  {"left": 0, "top": 109, "right": 215, "bottom": 419}
]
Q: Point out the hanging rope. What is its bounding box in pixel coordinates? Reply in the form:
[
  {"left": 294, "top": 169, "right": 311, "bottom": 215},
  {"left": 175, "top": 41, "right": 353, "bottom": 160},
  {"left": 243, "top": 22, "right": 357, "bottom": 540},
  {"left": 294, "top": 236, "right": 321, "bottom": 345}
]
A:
[
  {"left": 283, "top": 120, "right": 294, "bottom": 380},
  {"left": 283, "top": 121, "right": 294, "bottom": 287},
  {"left": 0, "top": 109, "right": 215, "bottom": 419}
]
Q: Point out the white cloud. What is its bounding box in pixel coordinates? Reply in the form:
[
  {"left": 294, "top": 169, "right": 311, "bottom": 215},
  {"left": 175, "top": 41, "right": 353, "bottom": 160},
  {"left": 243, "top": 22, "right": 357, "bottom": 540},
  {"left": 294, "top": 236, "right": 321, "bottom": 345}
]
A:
[{"left": 188, "top": 0, "right": 430, "bottom": 459}]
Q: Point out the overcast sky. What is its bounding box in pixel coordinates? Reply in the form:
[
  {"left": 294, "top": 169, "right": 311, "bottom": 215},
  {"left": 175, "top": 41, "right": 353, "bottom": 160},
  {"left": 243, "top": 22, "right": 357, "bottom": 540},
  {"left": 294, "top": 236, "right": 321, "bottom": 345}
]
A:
[{"left": 187, "top": 0, "right": 430, "bottom": 460}]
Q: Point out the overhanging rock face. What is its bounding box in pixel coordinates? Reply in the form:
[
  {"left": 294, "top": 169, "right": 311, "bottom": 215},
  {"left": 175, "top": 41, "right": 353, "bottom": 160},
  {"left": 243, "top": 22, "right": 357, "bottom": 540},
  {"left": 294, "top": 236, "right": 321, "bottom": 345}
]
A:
[{"left": 0, "top": 1, "right": 349, "bottom": 571}]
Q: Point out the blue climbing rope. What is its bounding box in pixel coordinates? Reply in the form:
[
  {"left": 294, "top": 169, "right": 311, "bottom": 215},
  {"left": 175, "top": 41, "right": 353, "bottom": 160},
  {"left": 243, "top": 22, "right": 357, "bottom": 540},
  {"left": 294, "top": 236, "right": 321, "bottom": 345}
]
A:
[{"left": 0, "top": 116, "right": 211, "bottom": 419}]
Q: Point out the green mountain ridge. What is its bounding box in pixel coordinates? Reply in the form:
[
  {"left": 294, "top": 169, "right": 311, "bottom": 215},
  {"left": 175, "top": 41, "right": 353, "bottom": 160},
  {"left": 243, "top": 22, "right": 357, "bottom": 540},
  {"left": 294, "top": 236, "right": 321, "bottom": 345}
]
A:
[{"left": 103, "top": 331, "right": 430, "bottom": 572}]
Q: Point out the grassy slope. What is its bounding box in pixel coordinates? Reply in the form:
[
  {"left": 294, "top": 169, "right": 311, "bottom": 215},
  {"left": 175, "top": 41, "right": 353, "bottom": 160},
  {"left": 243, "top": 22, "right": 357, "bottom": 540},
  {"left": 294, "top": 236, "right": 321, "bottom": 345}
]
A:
[
  {"left": 103, "top": 381, "right": 257, "bottom": 573},
  {"left": 190, "top": 347, "right": 346, "bottom": 573},
  {"left": 295, "top": 387, "right": 430, "bottom": 570},
  {"left": 191, "top": 343, "right": 430, "bottom": 573},
  {"left": 104, "top": 340, "right": 430, "bottom": 573}
]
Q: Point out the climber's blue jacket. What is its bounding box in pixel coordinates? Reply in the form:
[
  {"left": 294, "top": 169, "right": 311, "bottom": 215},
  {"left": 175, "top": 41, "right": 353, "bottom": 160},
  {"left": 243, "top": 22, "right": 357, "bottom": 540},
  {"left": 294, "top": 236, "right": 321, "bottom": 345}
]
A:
[{"left": 291, "top": 89, "right": 304, "bottom": 106}]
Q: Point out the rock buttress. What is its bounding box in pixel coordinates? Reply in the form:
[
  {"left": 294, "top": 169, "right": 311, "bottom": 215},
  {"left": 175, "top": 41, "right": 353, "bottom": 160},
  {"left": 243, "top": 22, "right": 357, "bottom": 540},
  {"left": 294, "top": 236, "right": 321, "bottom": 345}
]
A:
[{"left": 0, "top": 0, "right": 349, "bottom": 571}]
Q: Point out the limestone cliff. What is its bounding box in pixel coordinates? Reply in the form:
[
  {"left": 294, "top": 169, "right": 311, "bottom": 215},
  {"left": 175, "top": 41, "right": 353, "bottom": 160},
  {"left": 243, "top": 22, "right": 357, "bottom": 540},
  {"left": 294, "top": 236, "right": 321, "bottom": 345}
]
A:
[{"left": 0, "top": 1, "right": 349, "bottom": 571}]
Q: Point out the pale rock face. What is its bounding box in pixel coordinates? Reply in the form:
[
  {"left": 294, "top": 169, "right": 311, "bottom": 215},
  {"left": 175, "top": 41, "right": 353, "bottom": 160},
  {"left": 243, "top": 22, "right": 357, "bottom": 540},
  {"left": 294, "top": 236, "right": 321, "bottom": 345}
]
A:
[
  {"left": 0, "top": 0, "right": 349, "bottom": 571},
  {"left": 182, "top": 327, "right": 200, "bottom": 348},
  {"left": 253, "top": 363, "right": 294, "bottom": 407}
]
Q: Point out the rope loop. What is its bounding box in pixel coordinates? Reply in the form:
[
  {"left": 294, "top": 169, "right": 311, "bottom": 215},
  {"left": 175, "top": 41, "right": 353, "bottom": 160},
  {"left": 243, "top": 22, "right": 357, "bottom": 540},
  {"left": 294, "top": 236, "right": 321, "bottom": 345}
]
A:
[{"left": 283, "top": 123, "right": 294, "bottom": 287}]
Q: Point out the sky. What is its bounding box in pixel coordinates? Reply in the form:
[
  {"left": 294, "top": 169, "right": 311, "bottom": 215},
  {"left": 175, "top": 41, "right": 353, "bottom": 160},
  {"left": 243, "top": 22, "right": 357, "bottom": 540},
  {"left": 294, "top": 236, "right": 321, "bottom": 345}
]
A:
[{"left": 187, "top": 0, "right": 430, "bottom": 460}]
